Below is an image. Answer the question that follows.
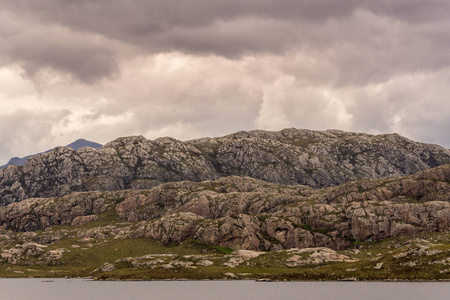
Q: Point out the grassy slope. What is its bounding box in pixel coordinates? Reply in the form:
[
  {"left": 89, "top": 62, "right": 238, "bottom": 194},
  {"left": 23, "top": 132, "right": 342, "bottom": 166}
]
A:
[
  {"left": 1, "top": 170, "right": 449, "bottom": 281},
  {"left": 1, "top": 212, "right": 448, "bottom": 281}
]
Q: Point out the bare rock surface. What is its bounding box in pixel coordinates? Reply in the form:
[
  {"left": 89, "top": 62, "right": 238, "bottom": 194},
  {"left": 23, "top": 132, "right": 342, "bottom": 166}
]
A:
[
  {"left": 1, "top": 128, "right": 449, "bottom": 205},
  {"left": 0, "top": 165, "right": 448, "bottom": 251},
  {"left": 284, "top": 247, "right": 355, "bottom": 266},
  {"left": 71, "top": 215, "right": 98, "bottom": 227}
]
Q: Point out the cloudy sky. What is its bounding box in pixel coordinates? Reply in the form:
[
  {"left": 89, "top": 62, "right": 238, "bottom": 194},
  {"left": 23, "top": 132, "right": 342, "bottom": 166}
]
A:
[{"left": 1, "top": 0, "right": 449, "bottom": 164}]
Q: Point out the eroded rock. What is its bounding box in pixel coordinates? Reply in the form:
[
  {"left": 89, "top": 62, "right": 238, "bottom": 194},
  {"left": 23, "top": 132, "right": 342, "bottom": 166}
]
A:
[{"left": 1, "top": 129, "right": 449, "bottom": 205}]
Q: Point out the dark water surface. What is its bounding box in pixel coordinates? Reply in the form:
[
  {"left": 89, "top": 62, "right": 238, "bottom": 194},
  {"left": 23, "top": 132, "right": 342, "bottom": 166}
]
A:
[{"left": 0, "top": 279, "right": 449, "bottom": 300}]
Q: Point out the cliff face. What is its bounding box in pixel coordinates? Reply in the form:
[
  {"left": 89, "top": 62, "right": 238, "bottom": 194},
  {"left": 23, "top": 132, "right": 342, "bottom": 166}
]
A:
[
  {"left": 1, "top": 128, "right": 449, "bottom": 206},
  {"left": 1, "top": 165, "right": 448, "bottom": 251}
]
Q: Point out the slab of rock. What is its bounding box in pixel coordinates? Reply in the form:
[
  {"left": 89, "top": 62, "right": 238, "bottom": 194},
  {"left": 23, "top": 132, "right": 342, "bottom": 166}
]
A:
[
  {"left": 71, "top": 215, "right": 98, "bottom": 227},
  {"left": 100, "top": 262, "right": 115, "bottom": 272},
  {"left": 284, "top": 247, "right": 355, "bottom": 267},
  {"left": 236, "top": 250, "right": 265, "bottom": 260}
]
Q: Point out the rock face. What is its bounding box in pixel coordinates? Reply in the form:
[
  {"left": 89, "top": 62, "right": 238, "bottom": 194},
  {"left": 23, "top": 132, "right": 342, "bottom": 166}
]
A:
[
  {"left": 1, "top": 165, "right": 448, "bottom": 251},
  {"left": 1, "top": 128, "right": 449, "bottom": 206}
]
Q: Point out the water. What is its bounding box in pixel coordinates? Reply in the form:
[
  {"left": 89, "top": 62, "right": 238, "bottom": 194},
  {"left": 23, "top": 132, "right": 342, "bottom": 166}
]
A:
[{"left": 0, "top": 279, "right": 448, "bottom": 300}]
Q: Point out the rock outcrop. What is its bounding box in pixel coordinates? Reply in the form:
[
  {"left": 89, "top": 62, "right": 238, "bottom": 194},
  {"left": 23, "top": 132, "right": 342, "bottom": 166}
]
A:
[
  {"left": 1, "top": 128, "right": 449, "bottom": 205},
  {"left": 1, "top": 165, "right": 448, "bottom": 251}
]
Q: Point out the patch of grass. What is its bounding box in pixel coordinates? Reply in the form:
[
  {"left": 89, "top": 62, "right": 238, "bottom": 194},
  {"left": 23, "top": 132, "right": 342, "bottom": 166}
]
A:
[
  {"left": 82, "top": 209, "right": 119, "bottom": 229},
  {"left": 259, "top": 230, "right": 281, "bottom": 245},
  {"left": 183, "top": 239, "right": 234, "bottom": 254},
  {"left": 1, "top": 229, "right": 449, "bottom": 281}
]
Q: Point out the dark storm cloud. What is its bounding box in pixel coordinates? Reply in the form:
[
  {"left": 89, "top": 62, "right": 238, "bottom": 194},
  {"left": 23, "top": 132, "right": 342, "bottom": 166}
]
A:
[
  {"left": 4, "top": 0, "right": 360, "bottom": 32},
  {"left": 367, "top": 0, "right": 450, "bottom": 23},
  {"left": 6, "top": 0, "right": 450, "bottom": 47},
  {"left": 3, "top": 0, "right": 361, "bottom": 61},
  {"left": 2, "top": 0, "right": 450, "bottom": 82},
  {"left": 0, "top": 11, "right": 122, "bottom": 82},
  {"left": 4, "top": 31, "right": 120, "bottom": 83}
]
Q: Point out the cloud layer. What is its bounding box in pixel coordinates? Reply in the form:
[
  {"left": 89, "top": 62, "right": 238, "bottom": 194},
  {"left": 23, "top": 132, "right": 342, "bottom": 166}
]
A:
[{"left": 0, "top": 1, "right": 449, "bottom": 163}]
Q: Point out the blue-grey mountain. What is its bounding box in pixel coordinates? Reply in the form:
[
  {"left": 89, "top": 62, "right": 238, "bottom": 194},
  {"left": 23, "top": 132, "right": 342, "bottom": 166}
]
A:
[{"left": 0, "top": 139, "right": 102, "bottom": 169}]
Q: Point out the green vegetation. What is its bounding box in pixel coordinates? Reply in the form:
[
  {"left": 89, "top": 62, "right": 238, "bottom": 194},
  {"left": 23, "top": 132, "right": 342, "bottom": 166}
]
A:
[{"left": 1, "top": 222, "right": 449, "bottom": 281}]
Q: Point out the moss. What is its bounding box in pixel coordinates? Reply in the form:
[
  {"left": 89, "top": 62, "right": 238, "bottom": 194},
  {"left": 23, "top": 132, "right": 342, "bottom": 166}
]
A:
[
  {"left": 298, "top": 223, "right": 313, "bottom": 231},
  {"left": 259, "top": 230, "right": 281, "bottom": 245}
]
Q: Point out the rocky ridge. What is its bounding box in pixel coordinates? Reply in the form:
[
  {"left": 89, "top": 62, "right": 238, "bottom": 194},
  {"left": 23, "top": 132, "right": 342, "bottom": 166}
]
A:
[
  {"left": 1, "top": 128, "right": 449, "bottom": 206},
  {"left": 1, "top": 164, "right": 448, "bottom": 251}
]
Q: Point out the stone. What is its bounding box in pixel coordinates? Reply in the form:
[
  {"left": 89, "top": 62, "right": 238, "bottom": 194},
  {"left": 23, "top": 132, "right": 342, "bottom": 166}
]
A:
[
  {"left": 71, "top": 215, "right": 98, "bottom": 226},
  {"left": 197, "top": 260, "right": 214, "bottom": 266},
  {"left": 100, "top": 263, "right": 115, "bottom": 272},
  {"left": 236, "top": 250, "right": 264, "bottom": 260},
  {"left": 375, "top": 262, "right": 384, "bottom": 269}
]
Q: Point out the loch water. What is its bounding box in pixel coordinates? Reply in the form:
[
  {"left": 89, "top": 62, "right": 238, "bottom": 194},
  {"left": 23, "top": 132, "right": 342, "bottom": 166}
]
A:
[{"left": 0, "top": 279, "right": 449, "bottom": 300}]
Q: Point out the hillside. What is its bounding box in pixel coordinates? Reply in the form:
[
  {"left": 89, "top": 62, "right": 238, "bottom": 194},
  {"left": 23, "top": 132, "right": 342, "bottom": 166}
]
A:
[
  {"left": 0, "top": 165, "right": 448, "bottom": 280},
  {"left": 1, "top": 128, "right": 449, "bottom": 206},
  {"left": 1, "top": 164, "right": 448, "bottom": 249}
]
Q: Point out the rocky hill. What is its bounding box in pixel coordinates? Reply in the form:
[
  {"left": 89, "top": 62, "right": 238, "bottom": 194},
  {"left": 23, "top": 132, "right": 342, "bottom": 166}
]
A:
[
  {"left": 1, "top": 164, "right": 448, "bottom": 251},
  {"left": 1, "top": 129, "right": 449, "bottom": 206}
]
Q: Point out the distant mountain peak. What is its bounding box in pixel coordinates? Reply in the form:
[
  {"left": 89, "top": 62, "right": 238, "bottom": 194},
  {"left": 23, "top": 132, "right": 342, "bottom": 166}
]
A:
[
  {"left": 65, "top": 139, "right": 103, "bottom": 151},
  {"left": 0, "top": 139, "right": 103, "bottom": 169}
]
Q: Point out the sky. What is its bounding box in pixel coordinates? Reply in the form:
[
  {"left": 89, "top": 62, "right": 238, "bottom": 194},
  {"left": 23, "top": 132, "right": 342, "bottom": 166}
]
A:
[{"left": 1, "top": 0, "right": 450, "bottom": 164}]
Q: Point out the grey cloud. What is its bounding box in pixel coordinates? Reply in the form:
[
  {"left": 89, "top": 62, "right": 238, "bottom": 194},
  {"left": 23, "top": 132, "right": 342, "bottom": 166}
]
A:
[
  {"left": 5, "top": 1, "right": 450, "bottom": 46},
  {"left": 253, "top": 76, "right": 351, "bottom": 132},
  {"left": 0, "top": 12, "right": 122, "bottom": 83},
  {"left": 10, "top": 0, "right": 449, "bottom": 30},
  {"left": 3, "top": 0, "right": 359, "bottom": 59},
  {"left": 2, "top": 0, "right": 450, "bottom": 85},
  {"left": 8, "top": 42, "right": 119, "bottom": 83},
  {"left": 346, "top": 70, "right": 450, "bottom": 148},
  {"left": 403, "top": 115, "right": 450, "bottom": 149},
  {"left": 3, "top": 33, "right": 119, "bottom": 83},
  {"left": 367, "top": 0, "right": 450, "bottom": 23},
  {"left": 0, "top": 53, "right": 265, "bottom": 154},
  {"left": 3, "top": 1, "right": 360, "bottom": 32},
  {"left": 0, "top": 109, "right": 70, "bottom": 163}
]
